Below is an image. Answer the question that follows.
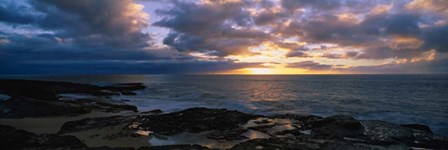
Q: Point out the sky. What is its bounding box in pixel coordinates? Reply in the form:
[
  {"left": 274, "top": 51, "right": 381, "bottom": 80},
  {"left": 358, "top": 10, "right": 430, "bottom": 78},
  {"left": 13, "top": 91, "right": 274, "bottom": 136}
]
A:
[{"left": 0, "top": 0, "right": 447, "bottom": 75}]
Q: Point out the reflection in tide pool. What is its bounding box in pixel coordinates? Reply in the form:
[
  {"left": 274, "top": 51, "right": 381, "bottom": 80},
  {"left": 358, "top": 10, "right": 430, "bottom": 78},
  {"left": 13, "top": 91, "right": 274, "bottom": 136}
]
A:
[
  {"left": 148, "top": 117, "right": 300, "bottom": 149},
  {"left": 149, "top": 132, "right": 242, "bottom": 149}
]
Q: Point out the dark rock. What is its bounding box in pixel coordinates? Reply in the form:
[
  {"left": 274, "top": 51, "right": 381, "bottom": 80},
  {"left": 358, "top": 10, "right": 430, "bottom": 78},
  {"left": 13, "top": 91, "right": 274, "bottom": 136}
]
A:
[
  {"left": 0, "top": 79, "right": 146, "bottom": 101},
  {"left": 135, "top": 107, "right": 257, "bottom": 135},
  {"left": 230, "top": 138, "right": 318, "bottom": 150},
  {"left": 401, "top": 124, "right": 432, "bottom": 133},
  {"left": 310, "top": 115, "right": 364, "bottom": 139},
  {"left": 0, "top": 79, "right": 143, "bottom": 118},
  {"left": 206, "top": 129, "right": 248, "bottom": 140},
  {"left": 231, "top": 137, "right": 410, "bottom": 150},
  {"left": 0, "top": 96, "right": 91, "bottom": 118},
  {"left": 361, "top": 120, "right": 414, "bottom": 141},
  {"left": 88, "top": 146, "right": 135, "bottom": 150},
  {"left": 4, "top": 105, "right": 446, "bottom": 149},
  {"left": 59, "top": 116, "right": 131, "bottom": 134},
  {"left": 0, "top": 124, "right": 87, "bottom": 149},
  {"left": 0, "top": 79, "right": 109, "bottom": 101},
  {"left": 138, "top": 144, "right": 210, "bottom": 150},
  {"left": 0, "top": 124, "right": 35, "bottom": 147},
  {"left": 140, "top": 109, "right": 163, "bottom": 115}
]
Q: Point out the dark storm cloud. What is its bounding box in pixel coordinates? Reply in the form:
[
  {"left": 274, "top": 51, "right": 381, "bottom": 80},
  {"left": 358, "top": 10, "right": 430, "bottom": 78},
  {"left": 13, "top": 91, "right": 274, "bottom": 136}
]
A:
[
  {"left": 150, "top": 0, "right": 447, "bottom": 61},
  {"left": 0, "top": 60, "right": 262, "bottom": 75},
  {"left": 281, "top": 0, "right": 343, "bottom": 11},
  {"left": 383, "top": 13, "right": 420, "bottom": 36},
  {"left": 253, "top": 10, "right": 287, "bottom": 26},
  {"left": 30, "top": 0, "right": 151, "bottom": 47},
  {"left": 285, "top": 46, "right": 311, "bottom": 58},
  {"left": 294, "top": 12, "right": 422, "bottom": 47},
  {"left": 0, "top": 4, "right": 36, "bottom": 24},
  {"left": 285, "top": 51, "right": 307, "bottom": 58},
  {"left": 0, "top": 0, "right": 265, "bottom": 75},
  {"left": 356, "top": 46, "right": 430, "bottom": 60},
  {"left": 422, "top": 25, "right": 448, "bottom": 52},
  {"left": 153, "top": 0, "right": 272, "bottom": 56},
  {"left": 286, "top": 61, "right": 333, "bottom": 70},
  {"left": 0, "top": 0, "right": 153, "bottom": 50}
]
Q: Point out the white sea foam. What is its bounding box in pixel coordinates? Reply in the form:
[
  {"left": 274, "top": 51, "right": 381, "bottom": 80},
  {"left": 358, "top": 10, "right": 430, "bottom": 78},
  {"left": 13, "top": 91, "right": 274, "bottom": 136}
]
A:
[{"left": 0, "top": 94, "right": 11, "bottom": 101}]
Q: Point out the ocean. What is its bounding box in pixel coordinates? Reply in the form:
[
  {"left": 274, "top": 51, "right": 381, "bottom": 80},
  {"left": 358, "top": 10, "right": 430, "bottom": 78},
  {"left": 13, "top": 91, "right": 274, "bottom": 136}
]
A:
[{"left": 2, "top": 74, "right": 447, "bottom": 135}]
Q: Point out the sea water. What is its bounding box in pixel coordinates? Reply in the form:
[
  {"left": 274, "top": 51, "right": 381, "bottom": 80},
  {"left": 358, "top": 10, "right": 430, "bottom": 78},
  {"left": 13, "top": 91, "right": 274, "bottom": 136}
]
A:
[{"left": 3, "top": 74, "right": 447, "bottom": 135}]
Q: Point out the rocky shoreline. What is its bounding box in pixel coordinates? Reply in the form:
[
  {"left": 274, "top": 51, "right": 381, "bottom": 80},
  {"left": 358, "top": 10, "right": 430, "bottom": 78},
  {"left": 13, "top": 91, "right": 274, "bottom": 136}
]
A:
[{"left": 0, "top": 79, "right": 447, "bottom": 149}]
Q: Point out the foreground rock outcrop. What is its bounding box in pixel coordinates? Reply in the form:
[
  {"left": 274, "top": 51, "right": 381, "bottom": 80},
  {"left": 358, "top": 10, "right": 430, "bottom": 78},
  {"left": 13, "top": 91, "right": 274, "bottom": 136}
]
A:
[
  {"left": 57, "top": 108, "right": 448, "bottom": 150},
  {"left": 0, "top": 79, "right": 144, "bottom": 118},
  {"left": 0, "top": 124, "right": 86, "bottom": 149}
]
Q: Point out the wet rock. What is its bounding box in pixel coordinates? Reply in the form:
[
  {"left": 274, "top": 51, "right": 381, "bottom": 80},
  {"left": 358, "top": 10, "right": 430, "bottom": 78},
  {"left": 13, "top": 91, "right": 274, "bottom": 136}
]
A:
[
  {"left": 319, "top": 140, "right": 409, "bottom": 150},
  {"left": 231, "top": 137, "right": 411, "bottom": 150},
  {"left": 88, "top": 146, "right": 135, "bottom": 150},
  {"left": 59, "top": 116, "right": 131, "bottom": 134},
  {"left": 310, "top": 115, "right": 364, "bottom": 139},
  {"left": 0, "top": 79, "right": 110, "bottom": 101},
  {"left": 206, "top": 129, "right": 248, "bottom": 140},
  {"left": 0, "top": 124, "right": 87, "bottom": 149},
  {"left": 0, "top": 79, "right": 145, "bottom": 100},
  {"left": 140, "top": 109, "right": 163, "bottom": 115},
  {"left": 230, "top": 138, "right": 318, "bottom": 150},
  {"left": 401, "top": 124, "right": 432, "bottom": 133},
  {"left": 0, "top": 96, "right": 91, "bottom": 118},
  {"left": 361, "top": 120, "right": 414, "bottom": 141},
  {"left": 5, "top": 105, "right": 446, "bottom": 149},
  {"left": 136, "top": 108, "right": 257, "bottom": 135},
  {"left": 138, "top": 144, "right": 210, "bottom": 150},
  {"left": 0, "top": 79, "right": 143, "bottom": 118},
  {"left": 358, "top": 120, "right": 448, "bottom": 149}
]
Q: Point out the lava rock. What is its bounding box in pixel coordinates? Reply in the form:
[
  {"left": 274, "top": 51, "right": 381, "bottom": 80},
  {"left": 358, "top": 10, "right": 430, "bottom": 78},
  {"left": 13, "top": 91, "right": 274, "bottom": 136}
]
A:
[
  {"left": 138, "top": 144, "right": 210, "bottom": 150},
  {"left": 0, "top": 96, "right": 91, "bottom": 118},
  {"left": 310, "top": 115, "right": 364, "bottom": 139},
  {"left": 0, "top": 79, "right": 146, "bottom": 101},
  {"left": 136, "top": 107, "right": 257, "bottom": 135},
  {"left": 59, "top": 116, "right": 131, "bottom": 134},
  {"left": 401, "top": 124, "right": 432, "bottom": 133},
  {"left": 0, "top": 124, "right": 87, "bottom": 149},
  {"left": 361, "top": 120, "right": 414, "bottom": 141},
  {"left": 140, "top": 109, "right": 163, "bottom": 115}
]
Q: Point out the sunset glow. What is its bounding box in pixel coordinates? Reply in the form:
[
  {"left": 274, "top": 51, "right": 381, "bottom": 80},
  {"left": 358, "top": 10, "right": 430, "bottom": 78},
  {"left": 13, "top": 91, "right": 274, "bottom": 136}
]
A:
[{"left": 1, "top": 0, "right": 447, "bottom": 75}]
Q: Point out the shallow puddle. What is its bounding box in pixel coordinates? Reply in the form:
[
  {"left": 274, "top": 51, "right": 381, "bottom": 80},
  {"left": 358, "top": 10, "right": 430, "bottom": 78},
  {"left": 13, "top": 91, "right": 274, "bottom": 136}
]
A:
[
  {"left": 148, "top": 132, "right": 244, "bottom": 149},
  {"left": 147, "top": 117, "right": 301, "bottom": 149}
]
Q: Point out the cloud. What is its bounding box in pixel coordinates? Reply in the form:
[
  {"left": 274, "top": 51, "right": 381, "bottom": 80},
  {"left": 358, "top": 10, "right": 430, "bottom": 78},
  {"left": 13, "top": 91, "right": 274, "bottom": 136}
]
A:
[
  {"left": 29, "top": 0, "right": 152, "bottom": 47},
  {"left": 281, "top": 0, "right": 344, "bottom": 11},
  {"left": 285, "top": 51, "right": 307, "bottom": 58},
  {"left": 0, "top": 3, "right": 36, "bottom": 25},
  {"left": 0, "top": 60, "right": 262, "bottom": 75},
  {"left": 286, "top": 61, "right": 333, "bottom": 70},
  {"left": 422, "top": 25, "right": 448, "bottom": 52},
  {"left": 406, "top": 0, "right": 448, "bottom": 16},
  {"left": 153, "top": 0, "right": 272, "bottom": 56},
  {"left": 1, "top": 0, "right": 448, "bottom": 74}
]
